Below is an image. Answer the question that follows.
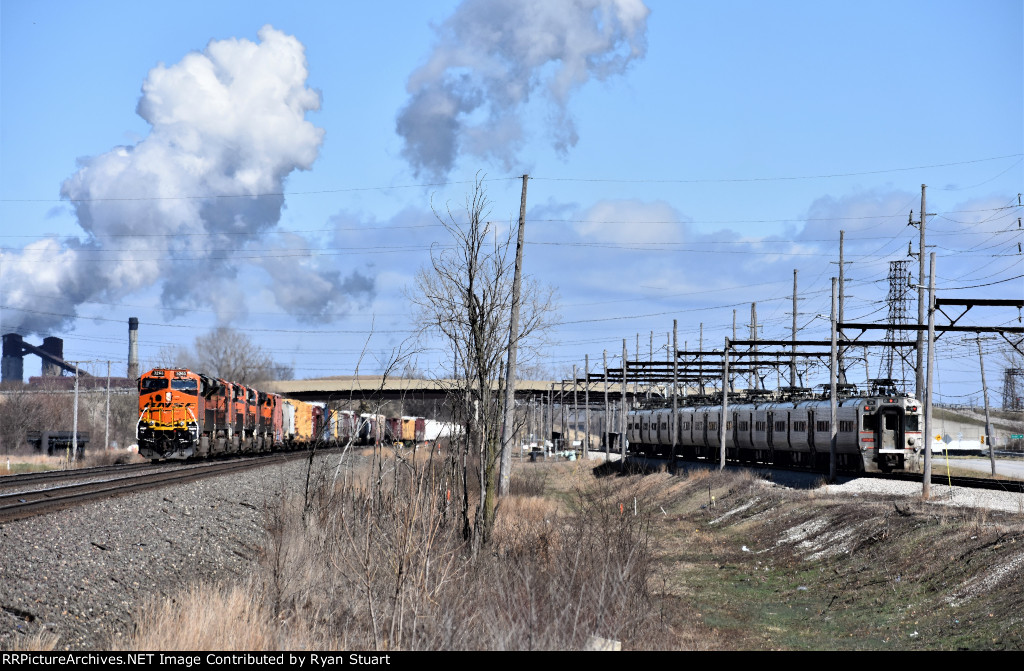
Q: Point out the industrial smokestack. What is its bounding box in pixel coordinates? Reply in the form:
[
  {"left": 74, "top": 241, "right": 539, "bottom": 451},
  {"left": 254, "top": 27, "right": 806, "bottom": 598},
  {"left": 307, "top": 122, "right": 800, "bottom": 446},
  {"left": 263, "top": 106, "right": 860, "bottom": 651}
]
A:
[
  {"left": 2, "top": 333, "right": 25, "bottom": 384},
  {"left": 40, "top": 337, "right": 64, "bottom": 377},
  {"left": 128, "top": 317, "right": 139, "bottom": 380}
]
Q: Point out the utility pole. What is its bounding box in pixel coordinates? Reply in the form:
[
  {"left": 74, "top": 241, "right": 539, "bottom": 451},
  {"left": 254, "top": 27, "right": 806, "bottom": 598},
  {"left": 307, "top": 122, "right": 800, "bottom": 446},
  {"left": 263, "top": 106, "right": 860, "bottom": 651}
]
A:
[
  {"left": 621, "top": 339, "right": 628, "bottom": 461},
  {"left": 584, "top": 353, "right": 590, "bottom": 459},
  {"left": 672, "top": 320, "right": 678, "bottom": 454},
  {"left": 973, "top": 337, "right": 996, "bottom": 475},
  {"left": 791, "top": 270, "right": 798, "bottom": 387},
  {"left": 923, "top": 252, "right": 936, "bottom": 499},
  {"left": 838, "top": 231, "right": 847, "bottom": 384},
  {"left": 573, "top": 364, "right": 579, "bottom": 454},
  {"left": 720, "top": 337, "right": 729, "bottom": 470},
  {"left": 699, "top": 323, "right": 705, "bottom": 394},
  {"left": 498, "top": 174, "right": 528, "bottom": 496},
  {"left": 72, "top": 362, "right": 80, "bottom": 465},
  {"left": 560, "top": 379, "right": 566, "bottom": 451},
  {"left": 548, "top": 383, "right": 553, "bottom": 455},
  {"left": 603, "top": 349, "right": 609, "bottom": 460},
  {"left": 830, "top": 278, "right": 839, "bottom": 483},
  {"left": 105, "top": 361, "right": 111, "bottom": 450},
  {"left": 912, "top": 185, "right": 930, "bottom": 400},
  {"left": 750, "top": 303, "right": 759, "bottom": 390}
]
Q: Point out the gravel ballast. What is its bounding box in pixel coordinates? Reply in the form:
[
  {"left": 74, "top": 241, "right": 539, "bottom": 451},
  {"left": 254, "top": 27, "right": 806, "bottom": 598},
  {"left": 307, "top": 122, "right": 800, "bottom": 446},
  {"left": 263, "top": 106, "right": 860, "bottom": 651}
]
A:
[
  {"left": 0, "top": 455, "right": 333, "bottom": 650},
  {"left": 0, "top": 454, "right": 1021, "bottom": 651}
]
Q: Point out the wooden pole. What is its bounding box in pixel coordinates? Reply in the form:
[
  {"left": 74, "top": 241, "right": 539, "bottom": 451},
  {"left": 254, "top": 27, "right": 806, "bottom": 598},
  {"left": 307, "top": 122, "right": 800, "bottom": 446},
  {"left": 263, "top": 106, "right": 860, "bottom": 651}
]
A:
[
  {"left": 720, "top": 338, "right": 729, "bottom": 470},
  {"left": 923, "top": 252, "right": 936, "bottom": 499},
  {"left": 830, "top": 277, "right": 838, "bottom": 482},
  {"left": 499, "top": 174, "right": 529, "bottom": 496},
  {"left": 584, "top": 354, "right": 590, "bottom": 459}
]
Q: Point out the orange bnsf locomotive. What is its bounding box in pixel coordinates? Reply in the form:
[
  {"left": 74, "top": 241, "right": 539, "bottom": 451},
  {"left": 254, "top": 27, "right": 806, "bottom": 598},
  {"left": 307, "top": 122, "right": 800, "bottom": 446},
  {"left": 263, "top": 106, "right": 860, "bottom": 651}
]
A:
[{"left": 136, "top": 368, "right": 325, "bottom": 461}]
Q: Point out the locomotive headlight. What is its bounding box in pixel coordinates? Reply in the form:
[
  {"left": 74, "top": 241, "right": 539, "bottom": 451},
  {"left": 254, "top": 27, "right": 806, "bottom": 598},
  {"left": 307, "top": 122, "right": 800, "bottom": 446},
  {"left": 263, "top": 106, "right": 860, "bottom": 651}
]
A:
[
  {"left": 908, "top": 437, "right": 915, "bottom": 446},
  {"left": 166, "top": 392, "right": 172, "bottom": 402}
]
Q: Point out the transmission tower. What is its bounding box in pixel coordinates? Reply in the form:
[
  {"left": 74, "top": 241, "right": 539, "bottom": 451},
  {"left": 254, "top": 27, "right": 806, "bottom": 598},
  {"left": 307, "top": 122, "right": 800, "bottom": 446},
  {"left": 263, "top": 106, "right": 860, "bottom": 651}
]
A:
[
  {"left": 1004, "top": 368, "right": 1024, "bottom": 410},
  {"left": 880, "top": 260, "right": 911, "bottom": 390}
]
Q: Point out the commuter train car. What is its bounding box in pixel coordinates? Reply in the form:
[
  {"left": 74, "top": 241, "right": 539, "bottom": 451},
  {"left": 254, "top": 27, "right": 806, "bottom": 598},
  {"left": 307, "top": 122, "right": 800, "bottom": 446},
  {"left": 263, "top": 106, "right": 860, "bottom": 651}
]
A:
[{"left": 627, "top": 386, "right": 922, "bottom": 474}]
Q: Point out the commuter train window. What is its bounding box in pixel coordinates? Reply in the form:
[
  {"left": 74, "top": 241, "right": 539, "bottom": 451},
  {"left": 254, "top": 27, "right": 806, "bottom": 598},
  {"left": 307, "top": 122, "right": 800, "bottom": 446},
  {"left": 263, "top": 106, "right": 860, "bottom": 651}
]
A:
[
  {"left": 141, "top": 378, "right": 167, "bottom": 393},
  {"left": 171, "top": 379, "right": 198, "bottom": 395},
  {"left": 793, "top": 421, "right": 807, "bottom": 432},
  {"left": 885, "top": 414, "right": 898, "bottom": 430},
  {"left": 739, "top": 421, "right": 749, "bottom": 431},
  {"left": 839, "top": 420, "right": 855, "bottom": 433},
  {"left": 862, "top": 414, "right": 878, "bottom": 431},
  {"left": 905, "top": 415, "right": 919, "bottom": 431},
  {"left": 774, "top": 421, "right": 786, "bottom": 432},
  {"left": 816, "top": 420, "right": 830, "bottom": 432}
]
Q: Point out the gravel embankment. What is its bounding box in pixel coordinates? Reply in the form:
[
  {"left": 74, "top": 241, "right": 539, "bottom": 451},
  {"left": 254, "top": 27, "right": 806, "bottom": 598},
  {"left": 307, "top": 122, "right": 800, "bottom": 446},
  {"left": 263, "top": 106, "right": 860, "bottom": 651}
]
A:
[
  {"left": 1, "top": 452, "right": 1020, "bottom": 651},
  {"left": 823, "top": 477, "right": 1024, "bottom": 513},
  {"left": 0, "top": 453, "right": 338, "bottom": 651}
]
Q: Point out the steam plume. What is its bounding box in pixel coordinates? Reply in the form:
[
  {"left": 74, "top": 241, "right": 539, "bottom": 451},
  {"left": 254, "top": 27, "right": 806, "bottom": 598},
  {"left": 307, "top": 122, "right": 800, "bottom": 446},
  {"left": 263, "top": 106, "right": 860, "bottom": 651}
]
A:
[
  {"left": 396, "top": 0, "right": 650, "bottom": 178},
  {"left": 3, "top": 26, "right": 372, "bottom": 336}
]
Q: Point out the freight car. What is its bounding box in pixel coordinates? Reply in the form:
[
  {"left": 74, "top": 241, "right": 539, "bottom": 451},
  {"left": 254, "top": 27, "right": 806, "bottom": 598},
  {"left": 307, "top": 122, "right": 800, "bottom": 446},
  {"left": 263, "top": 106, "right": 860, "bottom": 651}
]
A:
[
  {"left": 626, "top": 383, "right": 922, "bottom": 474},
  {"left": 136, "top": 368, "right": 326, "bottom": 461},
  {"left": 384, "top": 416, "right": 427, "bottom": 447}
]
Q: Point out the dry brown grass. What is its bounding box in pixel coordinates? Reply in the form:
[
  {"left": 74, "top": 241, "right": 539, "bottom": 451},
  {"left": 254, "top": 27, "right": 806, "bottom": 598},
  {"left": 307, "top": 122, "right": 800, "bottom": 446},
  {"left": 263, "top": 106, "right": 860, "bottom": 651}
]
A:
[
  {"left": 7, "top": 629, "right": 60, "bottom": 651},
  {"left": 0, "top": 449, "right": 144, "bottom": 475},
  {"left": 119, "top": 583, "right": 299, "bottom": 651}
]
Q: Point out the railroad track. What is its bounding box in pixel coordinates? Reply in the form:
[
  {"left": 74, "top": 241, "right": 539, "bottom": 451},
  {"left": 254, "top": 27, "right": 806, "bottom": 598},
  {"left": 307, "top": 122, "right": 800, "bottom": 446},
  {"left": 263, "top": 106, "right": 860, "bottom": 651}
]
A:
[
  {"left": 0, "top": 461, "right": 162, "bottom": 490},
  {"left": 865, "top": 470, "right": 1024, "bottom": 494},
  {"left": 621, "top": 454, "right": 1024, "bottom": 493},
  {"left": 0, "top": 452, "right": 309, "bottom": 523}
]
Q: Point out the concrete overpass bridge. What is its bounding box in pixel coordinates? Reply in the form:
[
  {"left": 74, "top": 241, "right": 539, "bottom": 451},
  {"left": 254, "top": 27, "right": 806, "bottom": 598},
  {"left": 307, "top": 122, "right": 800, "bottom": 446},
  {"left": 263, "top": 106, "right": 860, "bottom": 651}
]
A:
[{"left": 261, "top": 375, "right": 634, "bottom": 406}]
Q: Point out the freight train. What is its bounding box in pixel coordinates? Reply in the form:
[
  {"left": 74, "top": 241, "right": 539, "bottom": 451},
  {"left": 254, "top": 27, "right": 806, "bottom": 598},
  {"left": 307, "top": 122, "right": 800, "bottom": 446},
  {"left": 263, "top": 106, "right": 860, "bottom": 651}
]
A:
[
  {"left": 136, "top": 368, "right": 430, "bottom": 461},
  {"left": 625, "top": 382, "right": 922, "bottom": 474}
]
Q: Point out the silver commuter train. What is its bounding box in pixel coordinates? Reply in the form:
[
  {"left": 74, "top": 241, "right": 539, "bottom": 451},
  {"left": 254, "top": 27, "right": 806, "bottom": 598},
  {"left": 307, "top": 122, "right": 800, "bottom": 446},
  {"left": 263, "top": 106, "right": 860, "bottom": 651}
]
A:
[{"left": 626, "top": 385, "right": 922, "bottom": 473}]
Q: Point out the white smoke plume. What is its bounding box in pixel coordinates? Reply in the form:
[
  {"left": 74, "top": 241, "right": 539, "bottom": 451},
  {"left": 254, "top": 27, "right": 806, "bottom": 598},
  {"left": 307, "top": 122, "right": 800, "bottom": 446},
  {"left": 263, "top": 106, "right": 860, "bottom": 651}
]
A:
[
  {"left": 3, "top": 26, "right": 372, "bottom": 336},
  {"left": 396, "top": 0, "right": 650, "bottom": 178}
]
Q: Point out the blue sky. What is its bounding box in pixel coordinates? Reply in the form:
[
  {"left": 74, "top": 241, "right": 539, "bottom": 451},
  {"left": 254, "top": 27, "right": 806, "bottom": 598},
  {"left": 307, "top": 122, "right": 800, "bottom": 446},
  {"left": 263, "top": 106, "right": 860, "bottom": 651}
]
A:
[{"left": 1, "top": 0, "right": 1021, "bottom": 405}]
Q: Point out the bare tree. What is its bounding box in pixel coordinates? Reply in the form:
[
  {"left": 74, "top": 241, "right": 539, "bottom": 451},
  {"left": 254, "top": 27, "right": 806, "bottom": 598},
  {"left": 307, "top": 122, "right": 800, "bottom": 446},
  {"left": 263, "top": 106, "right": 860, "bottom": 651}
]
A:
[
  {"left": 156, "top": 327, "right": 293, "bottom": 384},
  {"left": 410, "top": 178, "right": 554, "bottom": 548}
]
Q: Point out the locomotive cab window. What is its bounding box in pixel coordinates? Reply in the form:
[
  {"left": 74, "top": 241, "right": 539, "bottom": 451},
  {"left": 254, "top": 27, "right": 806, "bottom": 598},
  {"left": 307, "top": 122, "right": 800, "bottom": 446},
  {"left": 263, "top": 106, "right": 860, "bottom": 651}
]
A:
[
  {"left": 141, "top": 378, "right": 167, "bottom": 393},
  {"left": 171, "top": 379, "right": 198, "bottom": 395},
  {"left": 905, "top": 415, "right": 919, "bottom": 431},
  {"left": 862, "top": 414, "right": 879, "bottom": 431}
]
